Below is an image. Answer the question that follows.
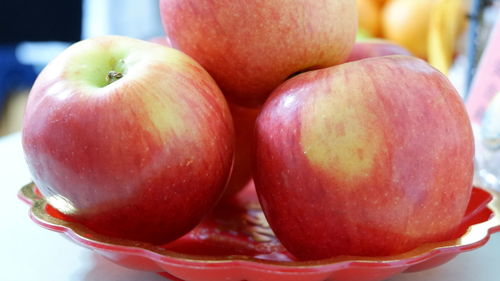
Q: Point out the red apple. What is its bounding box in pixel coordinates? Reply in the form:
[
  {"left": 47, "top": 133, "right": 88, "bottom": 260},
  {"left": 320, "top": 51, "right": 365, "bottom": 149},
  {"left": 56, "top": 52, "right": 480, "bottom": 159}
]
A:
[
  {"left": 223, "top": 103, "right": 261, "bottom": 199},
  {"left": 254, "top": 56, "right": 474, "bottom": 260},
  {"left": 159, "top": 0, "right": 357, "bottom": 107},
  {"left": 22, "top": 36, "right": 235, "bottom": 244},
  {"left": 345, "top": 39, "right": 411, "bottom": 62}
]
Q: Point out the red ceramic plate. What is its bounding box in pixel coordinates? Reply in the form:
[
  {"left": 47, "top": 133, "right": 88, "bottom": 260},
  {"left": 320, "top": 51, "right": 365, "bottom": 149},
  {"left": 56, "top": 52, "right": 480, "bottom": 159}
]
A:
[{"left": 19, "top": 182, "right": 500, "bottom": 281}]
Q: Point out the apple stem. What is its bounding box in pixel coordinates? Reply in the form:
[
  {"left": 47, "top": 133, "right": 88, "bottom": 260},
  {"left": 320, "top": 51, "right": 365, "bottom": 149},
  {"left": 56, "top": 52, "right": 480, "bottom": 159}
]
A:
[{"left": 106, "top": 71, "right": 123, "bottom": 85}]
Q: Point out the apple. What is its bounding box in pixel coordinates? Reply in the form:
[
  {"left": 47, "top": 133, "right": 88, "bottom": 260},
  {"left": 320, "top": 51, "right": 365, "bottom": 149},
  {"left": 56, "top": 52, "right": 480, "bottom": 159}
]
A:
[
  {"left": 159, "top": 0, "right": 357, "bottom": 107},
  {"left": 222, "top": 102, "right": 260, "bottom": 199},
  {"left": 345, "top": 39, "right": 411, "bottom": 62},
  {"left": 254, "top": 55, "right": 474, "bottom": 260},
  {"left": 22, "top": 36, "right": 235, "bottom": 244}
]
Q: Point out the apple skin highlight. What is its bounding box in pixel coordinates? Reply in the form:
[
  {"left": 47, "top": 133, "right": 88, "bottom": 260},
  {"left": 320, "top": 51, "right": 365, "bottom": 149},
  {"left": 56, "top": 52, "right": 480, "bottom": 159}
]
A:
[{"left": 254, "top": 56, "right": 474, "bottom": 260}]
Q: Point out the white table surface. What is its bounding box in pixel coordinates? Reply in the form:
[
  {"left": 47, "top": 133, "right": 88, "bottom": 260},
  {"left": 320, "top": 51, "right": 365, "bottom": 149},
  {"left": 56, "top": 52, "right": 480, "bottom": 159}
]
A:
[{"left": 1, "top": 131, "right": 500, "bottom": 281}]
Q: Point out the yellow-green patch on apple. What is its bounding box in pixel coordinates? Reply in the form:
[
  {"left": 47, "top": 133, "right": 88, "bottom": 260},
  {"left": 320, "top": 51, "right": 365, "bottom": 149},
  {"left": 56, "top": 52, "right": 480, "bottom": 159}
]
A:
[{"left": 300, "top": 72, "right": 383, "bottom": 187}]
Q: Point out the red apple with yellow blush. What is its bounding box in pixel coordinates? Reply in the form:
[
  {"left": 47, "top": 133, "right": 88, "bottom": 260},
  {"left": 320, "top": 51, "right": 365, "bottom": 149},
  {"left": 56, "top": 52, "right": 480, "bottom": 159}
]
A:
[
  {"left": 254, "top": 55, "right": 474, "bottom": 260},
  {"left": 22, "top": 36, "right": 235, "bottom": 244},
  {"left": 159, "top": 0, "right": 357, "bottom": 107}
]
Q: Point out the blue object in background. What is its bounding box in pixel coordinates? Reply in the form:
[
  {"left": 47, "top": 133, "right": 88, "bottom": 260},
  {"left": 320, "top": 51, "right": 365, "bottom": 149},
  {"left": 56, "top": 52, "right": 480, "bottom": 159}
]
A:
[
  {"left": 0, "top": 0, "right": 82, "bottom": 115},
  {"left": 0, "top": 45, "right": 37, "bottom": 114},
  {"left": 0, "top": 0, "right": 164, "bottom": 116}
]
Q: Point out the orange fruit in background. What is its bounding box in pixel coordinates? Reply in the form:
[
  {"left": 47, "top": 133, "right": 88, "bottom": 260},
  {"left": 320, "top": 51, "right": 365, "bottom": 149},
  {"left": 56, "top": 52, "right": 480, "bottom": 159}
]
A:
[
  {"left": 382, "top": 0, "right": 436, "bottom": 59},
  {"left": 357, "top": 0, "right": 382, "bottom": 37}
]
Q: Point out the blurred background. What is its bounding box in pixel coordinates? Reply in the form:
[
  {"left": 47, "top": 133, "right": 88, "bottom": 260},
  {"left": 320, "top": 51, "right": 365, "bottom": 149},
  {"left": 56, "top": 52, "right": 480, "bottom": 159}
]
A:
[
  {"left": 0, "top": 0, "right": 163, "bottom": 136},
  {"left": 0, "top": 0, "right": 499, "bottom": 152}
]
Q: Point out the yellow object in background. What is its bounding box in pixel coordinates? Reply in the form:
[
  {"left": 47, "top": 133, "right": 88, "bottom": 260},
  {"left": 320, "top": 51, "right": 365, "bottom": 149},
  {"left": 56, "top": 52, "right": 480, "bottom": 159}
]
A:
[
  {"left": 427, "top": 0, "right": 466, "bottom": 74},
  {"left": 357, "top": 0, "right": 382, "bottom": 37},
  {"left": 382, "top": 0, "right": 436, "bottom": 59},
  {"left": 0, "top": 91, "right": 28, "bottom": 137},
  {"left": 381, "top": 0, "right": 466, "bottom": 71}
]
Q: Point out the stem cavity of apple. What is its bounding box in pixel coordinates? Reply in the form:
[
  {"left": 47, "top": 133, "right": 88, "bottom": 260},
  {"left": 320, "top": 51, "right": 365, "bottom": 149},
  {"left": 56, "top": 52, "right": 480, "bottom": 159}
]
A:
[
  {"left": 105, "top": 59, "right": 126, "bottom": 86},
  {"left": 106, "top": 71, "right": 123, "bottom": 85}
]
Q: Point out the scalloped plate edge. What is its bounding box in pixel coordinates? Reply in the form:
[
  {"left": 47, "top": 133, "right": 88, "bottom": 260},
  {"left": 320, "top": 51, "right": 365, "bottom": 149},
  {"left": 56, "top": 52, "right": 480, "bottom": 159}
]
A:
[{"left": 18, "top": 182, "right": 500, "bottom": 271}]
